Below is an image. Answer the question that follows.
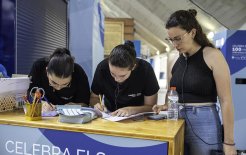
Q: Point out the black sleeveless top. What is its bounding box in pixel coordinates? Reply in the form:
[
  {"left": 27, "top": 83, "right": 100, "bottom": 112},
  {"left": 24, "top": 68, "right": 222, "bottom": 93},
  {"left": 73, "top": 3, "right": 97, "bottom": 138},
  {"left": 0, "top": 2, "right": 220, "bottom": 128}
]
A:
[{"left": 170, "top": 46, "right": 217, "bottom": 103}]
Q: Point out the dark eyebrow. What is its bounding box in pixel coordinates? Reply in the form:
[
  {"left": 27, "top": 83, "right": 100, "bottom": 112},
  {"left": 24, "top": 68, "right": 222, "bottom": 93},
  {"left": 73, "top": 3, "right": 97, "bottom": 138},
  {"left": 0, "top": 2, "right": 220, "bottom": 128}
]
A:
[
  {"left": 110, "top": 72, "right": 116, "bottom": 77},
  {"left": 51, "top": 79, "right": 70, "bottom": 86},
  {"left": 119, "top": 74, "right": 127, "bottom": 77},
  {"left": 61, "top": 82, "right": 70, "bottom": 86},
  {"left": 110, "top": 72, "right": 127, "bottom": 77},
  {"left": 173, "top": 35, "right": 182, "bottom": 39},
  {"left": 50, "top": 79, "right": 59, "bottom": 85},
  {"left": 168, "top": 33, "right": 184, "bottom": 40}
]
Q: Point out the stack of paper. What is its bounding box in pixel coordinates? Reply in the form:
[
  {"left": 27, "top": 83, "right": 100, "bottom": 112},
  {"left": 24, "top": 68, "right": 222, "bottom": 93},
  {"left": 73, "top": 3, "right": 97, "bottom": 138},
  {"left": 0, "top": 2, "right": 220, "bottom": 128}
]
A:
[{"left": 57, "top": 106, "right": 98, "bottom": 124}]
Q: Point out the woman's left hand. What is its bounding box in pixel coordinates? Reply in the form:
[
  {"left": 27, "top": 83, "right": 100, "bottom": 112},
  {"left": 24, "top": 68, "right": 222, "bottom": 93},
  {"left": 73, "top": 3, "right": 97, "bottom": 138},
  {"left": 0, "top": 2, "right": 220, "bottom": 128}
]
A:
[
  {"left": 111, "top": 107, "right": 134, "bottom": 117},
  {"left": 223, "top": 144, "right": 237, "bottom": 155}
]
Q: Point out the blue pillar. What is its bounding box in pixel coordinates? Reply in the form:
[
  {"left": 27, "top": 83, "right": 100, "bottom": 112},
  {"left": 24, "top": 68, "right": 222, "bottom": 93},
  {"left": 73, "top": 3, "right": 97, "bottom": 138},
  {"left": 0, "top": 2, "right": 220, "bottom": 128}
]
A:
[{"left": 69, "top": 0, "right": 104, "bottom": 84}]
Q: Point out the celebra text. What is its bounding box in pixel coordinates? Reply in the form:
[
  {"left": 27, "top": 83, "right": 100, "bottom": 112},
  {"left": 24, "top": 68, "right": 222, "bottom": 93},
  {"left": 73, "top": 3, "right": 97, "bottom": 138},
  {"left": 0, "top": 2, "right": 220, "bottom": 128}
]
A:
[{"left": 5, "top": 140, "right": 106, "bottom": 155}]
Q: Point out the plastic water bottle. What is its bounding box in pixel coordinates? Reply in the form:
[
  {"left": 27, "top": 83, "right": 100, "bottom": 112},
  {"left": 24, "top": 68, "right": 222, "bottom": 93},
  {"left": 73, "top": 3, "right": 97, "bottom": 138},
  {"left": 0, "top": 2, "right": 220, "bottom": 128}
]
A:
[{"left": 167, "top": 87, "right": 179, "bottom": 120}]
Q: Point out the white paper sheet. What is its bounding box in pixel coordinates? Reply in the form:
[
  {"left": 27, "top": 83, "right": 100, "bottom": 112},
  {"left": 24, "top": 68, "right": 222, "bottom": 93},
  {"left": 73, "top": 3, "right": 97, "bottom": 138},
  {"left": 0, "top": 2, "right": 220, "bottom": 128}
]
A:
[
  {"left": 99, "top": 111, "right": 156, "bottom": 122},
  {"left": 0, "top": 77, "right": 30, "bottom": 96}
]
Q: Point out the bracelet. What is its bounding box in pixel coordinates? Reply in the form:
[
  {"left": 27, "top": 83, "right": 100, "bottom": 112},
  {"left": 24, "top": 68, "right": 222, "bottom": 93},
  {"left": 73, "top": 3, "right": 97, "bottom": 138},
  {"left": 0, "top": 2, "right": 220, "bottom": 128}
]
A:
[{"left": 223, "top": 142, "right": 235, "bottom": 146}]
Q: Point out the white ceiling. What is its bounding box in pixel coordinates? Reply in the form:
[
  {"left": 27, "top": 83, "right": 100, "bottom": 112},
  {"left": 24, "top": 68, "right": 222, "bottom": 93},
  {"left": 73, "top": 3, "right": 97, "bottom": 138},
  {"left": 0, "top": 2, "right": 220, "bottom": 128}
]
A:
[{"left": 101, "top": 0, "right": 246, "bottom": 56}]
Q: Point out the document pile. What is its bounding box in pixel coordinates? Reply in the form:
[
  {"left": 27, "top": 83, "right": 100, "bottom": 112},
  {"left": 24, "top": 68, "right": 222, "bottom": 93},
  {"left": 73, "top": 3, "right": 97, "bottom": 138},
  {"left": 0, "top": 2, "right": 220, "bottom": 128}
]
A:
[{"left": 57, "top": 106, "right": 98, "bottom": 124}]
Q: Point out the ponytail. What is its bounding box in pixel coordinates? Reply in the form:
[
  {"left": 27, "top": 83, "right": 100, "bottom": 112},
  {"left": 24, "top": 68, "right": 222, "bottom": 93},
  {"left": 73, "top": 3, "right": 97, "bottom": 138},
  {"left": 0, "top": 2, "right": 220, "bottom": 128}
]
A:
[
  {"left": 109, "top": 41, "right": 136, "bottom": 69},
  {"left": 47, "top": 48, "right": 74, "bottom": 78}
]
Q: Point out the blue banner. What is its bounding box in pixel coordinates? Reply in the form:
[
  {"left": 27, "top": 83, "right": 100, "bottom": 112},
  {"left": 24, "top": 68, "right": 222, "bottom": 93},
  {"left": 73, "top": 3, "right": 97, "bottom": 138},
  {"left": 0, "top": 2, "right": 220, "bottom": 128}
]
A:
[
  {"left": 222, "top": 31, "right": 246, "bottom": 74},
  {"left": 0, "top": 124, "right": 168, "bottom": 155},
  {"left": 214, "top": 30, "right": 246, "bottom": 149}
]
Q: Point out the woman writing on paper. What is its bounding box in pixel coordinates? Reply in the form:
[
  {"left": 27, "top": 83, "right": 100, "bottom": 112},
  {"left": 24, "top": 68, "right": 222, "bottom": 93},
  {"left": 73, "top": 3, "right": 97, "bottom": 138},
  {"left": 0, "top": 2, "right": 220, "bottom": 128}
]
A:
[
  {"left": 90, "top": 41, "right": 159, "bottom": 117},
  {"left": 28, "top": 48, "right": 90, "bottom": 111}
]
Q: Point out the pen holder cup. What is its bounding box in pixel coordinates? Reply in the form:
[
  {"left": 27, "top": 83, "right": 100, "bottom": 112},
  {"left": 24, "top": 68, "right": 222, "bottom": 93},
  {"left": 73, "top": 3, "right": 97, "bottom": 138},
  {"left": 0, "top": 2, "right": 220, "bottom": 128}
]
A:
[{"left": 25, "top": 103, "right": 42, "bottom": 121}]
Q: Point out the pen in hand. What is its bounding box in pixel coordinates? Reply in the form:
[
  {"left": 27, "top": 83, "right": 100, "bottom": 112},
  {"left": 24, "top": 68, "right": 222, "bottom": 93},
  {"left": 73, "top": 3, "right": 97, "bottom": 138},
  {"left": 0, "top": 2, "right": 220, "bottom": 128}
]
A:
[
  {"left": 99, "top": 94, "right": 102, "bottom": 104},
  {"left": 43, "top": 96, "right": 56, "bottom": 111},
  {"left": 98, "top": 94, "right": 103, "bottom": 110},
  {"left": 98, "top": 94, "right": 107, "bottom": 112}
]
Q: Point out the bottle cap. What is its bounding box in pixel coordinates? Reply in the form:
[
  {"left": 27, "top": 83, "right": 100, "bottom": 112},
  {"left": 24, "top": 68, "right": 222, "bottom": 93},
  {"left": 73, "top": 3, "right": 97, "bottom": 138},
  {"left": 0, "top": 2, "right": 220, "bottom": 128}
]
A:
[{"left": 170, "top": 87, "right": 176, "bottom": 90}]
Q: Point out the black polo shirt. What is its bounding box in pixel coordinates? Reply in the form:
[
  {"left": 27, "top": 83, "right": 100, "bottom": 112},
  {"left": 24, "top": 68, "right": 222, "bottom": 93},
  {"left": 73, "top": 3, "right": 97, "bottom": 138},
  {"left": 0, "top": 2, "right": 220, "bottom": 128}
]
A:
[
  {"left": 91, "top": 58, "right": 159, "bottom": 112},
  {"left": 28, "top": 58, "right": 90, "bottom": 105}
]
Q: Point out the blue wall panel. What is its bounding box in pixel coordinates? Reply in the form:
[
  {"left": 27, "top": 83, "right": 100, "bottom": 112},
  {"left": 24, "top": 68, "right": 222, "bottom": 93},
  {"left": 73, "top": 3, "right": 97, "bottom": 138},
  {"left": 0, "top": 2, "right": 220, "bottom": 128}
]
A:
[{"left": 0, "top": 0, "right": 15, "bottom": 76}]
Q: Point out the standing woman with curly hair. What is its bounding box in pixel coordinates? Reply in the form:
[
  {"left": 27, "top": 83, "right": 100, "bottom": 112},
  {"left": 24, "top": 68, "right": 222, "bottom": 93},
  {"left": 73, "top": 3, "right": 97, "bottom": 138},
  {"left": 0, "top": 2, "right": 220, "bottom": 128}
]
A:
[{"left": 153, "top": 9, "right": 236, "bottom": 155}]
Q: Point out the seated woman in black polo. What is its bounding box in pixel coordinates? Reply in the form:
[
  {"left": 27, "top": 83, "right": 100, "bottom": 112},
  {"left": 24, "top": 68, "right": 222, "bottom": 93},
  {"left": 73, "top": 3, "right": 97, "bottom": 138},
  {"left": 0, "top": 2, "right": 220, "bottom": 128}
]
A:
[
  {"left": 28, "top": 48, "right": 90, "bottom": 111},
  {"left": 90, "top": 41, "right": 159, "bottom": 117}
]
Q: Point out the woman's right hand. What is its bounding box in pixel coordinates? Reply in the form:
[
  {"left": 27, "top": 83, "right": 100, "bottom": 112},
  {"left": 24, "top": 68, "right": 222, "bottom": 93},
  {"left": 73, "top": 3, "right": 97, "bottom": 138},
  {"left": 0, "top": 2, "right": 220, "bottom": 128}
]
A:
[
  {"left": 94, "top": 103, "right": 105, "bottom": 112},
  {"left": 42, "top": 102, "right": 56, "bottom": 112},
  {"left": 152, "top": 104, "right": 168, "bottom": 114}
]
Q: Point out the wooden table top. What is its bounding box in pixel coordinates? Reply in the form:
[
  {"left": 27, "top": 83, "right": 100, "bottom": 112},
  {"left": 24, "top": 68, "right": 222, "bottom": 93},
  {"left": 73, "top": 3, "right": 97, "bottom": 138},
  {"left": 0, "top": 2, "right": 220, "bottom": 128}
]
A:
[{"left": 0, "top": 110, "right": 184, "bottom": 141}]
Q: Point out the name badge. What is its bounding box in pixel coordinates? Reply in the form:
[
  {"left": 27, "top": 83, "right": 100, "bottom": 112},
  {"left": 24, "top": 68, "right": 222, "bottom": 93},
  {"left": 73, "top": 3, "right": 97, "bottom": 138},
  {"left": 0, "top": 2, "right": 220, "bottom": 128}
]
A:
[{"left": 128, "top": 93, "right": 141, "bottom": 97}]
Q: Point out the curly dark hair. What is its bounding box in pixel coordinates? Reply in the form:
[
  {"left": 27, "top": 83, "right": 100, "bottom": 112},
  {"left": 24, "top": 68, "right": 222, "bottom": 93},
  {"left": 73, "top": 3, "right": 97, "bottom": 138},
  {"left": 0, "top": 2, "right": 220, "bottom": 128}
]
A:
[{"left": 166, "top": 9, "right": 214, "bottom": 48}]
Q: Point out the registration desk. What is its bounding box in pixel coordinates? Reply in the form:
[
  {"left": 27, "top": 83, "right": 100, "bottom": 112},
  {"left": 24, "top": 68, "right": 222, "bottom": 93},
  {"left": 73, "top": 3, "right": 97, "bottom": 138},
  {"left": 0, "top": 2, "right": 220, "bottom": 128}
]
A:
[{"left": 0, "top": 110, "right": 184, "bottom": 155}]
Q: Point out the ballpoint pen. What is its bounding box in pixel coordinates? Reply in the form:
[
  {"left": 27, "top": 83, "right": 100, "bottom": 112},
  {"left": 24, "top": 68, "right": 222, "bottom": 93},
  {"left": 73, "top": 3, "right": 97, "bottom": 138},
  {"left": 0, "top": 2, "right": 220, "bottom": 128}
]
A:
[
  {"left": 99, "top": 94, "right": 103, "bottom": 107},
  {"left": 43, "top": 96, "right": 56, "bottom": 110},
  {"left": 99, "top": 94, "right": 107, "bottom": 112}
]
